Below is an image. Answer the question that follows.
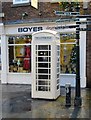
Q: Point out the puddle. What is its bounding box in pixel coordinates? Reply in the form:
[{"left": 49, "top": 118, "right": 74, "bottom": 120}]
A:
[{"left": 2, "top": 95, "right": 31, "bottom": 113}]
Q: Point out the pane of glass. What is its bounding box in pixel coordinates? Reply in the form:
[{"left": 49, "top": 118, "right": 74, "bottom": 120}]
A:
[
  {"left": 38, "top": 63, "right": 48, "bottom": 68},
  {"left": 49, "top": 69, "right": 51, "bottom": 74},
  {"left": 49, "top": 57, "right": 51, "bottom": 62},
  {"left": 8, "top": 45, "right": 31, "bottom": 73},
  {"left": 49, "top": 63, "right": 51, "bottom": 68},
  {"left": 57, "top": 79, "right": 59, "bottom": 84},
  {"left": 38, "top": 51, "right": 48, "bottom": 56},
  {"left": 49, "top": 75, "right": 51, "bottom": 79},
  {"left": 57, "top": 74, "right": 59, "bottom": 78},
  {"left": 38, "top": 81, "right": 49, "bottom": 85},
  {"left": 38, "top": 69, "right": 48, "bottom": 73},
  {"left": 49, "top": 51, "right": 51, "bottom": 56},
  {"left": 38, "top": 75, "right": 48, "bottom": 79},
  {"left": 57, "top": 63, "right": 59, "bottom": 67},
  {"left": 60, "top": 33, "right": 76, "bottom": 43},
  {"left": 49, "top": 45, "right": 51, "bottom": 50},
  {"left": 60, "top": 44, "right": 76, "bottom": 74},
  {"left": 57, "top": 51, "right": 60, "bottom": 56},
  {"left": 8, "top": 35, "right": 32, "bottom": 44},
  {"left": 38, "top": 57, "right": 48, "bottom": 62},
  {"left": 57, "top": 45, "right": 60, "bottom": 50},
  {"left": 8, "top": 35, "right": 32, "bottom": 73},
  {"left": 57, "top": 85, "right": 59, "bottom": 90},
  {"left": 8, "top": 37, "right": 14, "bottom": 44},
  {"left": 36, "top": 86, "right": 37, "bottom": 91},
  {"left": 36, "top": 45, "right": 37, "bottom": 50},
  {"left": 15, "top": 0, "right": 21, "bottom": 2},
  {"left": 36, "top": 81, "right": 37, "bottom": 85},
  {"left": 57, "top": 68, "right": 59, "bottom": 73},
  {"left": 38, "top": 86, "right": 49, "bottom": 91},
  {"left": 57, "top": 58, "right": 60, "bottom": 62},
  {"left": 38, "top": 45, "right": 48, "bottom": 50},
  {"left": 22, "top": 0, "right": 28, "bottom": 1}
]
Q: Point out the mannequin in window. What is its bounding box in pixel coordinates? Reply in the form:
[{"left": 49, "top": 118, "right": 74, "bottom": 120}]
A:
[{"left": 23, "top": 45, "right": 31, "bottom": 72}]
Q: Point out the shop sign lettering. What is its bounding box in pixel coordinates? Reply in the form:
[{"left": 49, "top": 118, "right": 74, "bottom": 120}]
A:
[{"left": 18, "top": 27, "right": 43, "bottom": 33}]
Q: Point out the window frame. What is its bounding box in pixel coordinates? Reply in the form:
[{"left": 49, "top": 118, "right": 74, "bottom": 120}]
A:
[{"left": 8, "top": 35, "right": 32, "bottom": 73}]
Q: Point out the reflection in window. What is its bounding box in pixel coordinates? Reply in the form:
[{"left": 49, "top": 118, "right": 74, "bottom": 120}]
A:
[
  {"left": 38, "top": 86, "right": 50, "bottom": 91},
  {"left": 38, "top": 45, "right": 48, "bottom": 50},
  {"left": 60, "top": 33, "right": 76, "bottom": 74},
  {"left": 8, "top": 35, "right": 32, "bottom": 73}
]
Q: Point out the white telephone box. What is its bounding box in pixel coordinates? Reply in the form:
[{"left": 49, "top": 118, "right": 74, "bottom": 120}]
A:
[{"left": 32, "top": 30, "right": 60, "bottom": 99}]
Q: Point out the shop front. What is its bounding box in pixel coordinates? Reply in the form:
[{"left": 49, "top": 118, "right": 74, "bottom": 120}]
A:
[{"left": 0, "top": 21, "right": 86, "bottom": 87}]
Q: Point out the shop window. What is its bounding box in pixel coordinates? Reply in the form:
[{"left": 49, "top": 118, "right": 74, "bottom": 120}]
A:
[
  {"left": 8, "top": 35, "right": 32, "bottom": 73},
  {"left": 60, "top": 33, "right": 76, "bottom": 74}
]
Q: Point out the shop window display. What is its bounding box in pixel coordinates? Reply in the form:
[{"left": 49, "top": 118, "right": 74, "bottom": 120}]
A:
[
  {"left": 8, "top": 35, "right": 32, "bottom": 73},
  {"left": 60, "top": 33, "right": 76, "bottom": 74},
  {"left": 8, "top": 33, "right": 76, "bottom": 74}
]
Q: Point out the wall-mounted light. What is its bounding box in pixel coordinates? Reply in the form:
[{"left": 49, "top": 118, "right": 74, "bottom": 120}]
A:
[
  {"left": 22, "top": 12, "right": 28, "bottom": 19},
  {"left": 38, "top": 12, "right": 42, "bottom": 16}
]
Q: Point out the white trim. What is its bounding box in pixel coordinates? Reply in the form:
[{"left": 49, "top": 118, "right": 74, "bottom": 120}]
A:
[
  {"left": 60, "top": 42, "right": 76, "bottom": 45},
  {"left": 0, "top": 22, "right": 87, "bottom": 87},
  {"left": 60, "top": 73, "right": 76, "bottom": 76},
  {"left": 8, "top": 72, "right": 31, "bottom": 75},
  {"left": 8, "top": 43, "right": 31, "bottom": 46}
]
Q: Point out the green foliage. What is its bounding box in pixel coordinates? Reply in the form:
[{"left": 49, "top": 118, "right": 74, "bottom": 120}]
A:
[{"left": 59, "top": 2, "right": 79, "bottom": 12}]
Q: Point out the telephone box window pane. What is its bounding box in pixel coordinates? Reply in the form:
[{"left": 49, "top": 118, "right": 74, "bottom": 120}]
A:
[
  {"left": 38, "top": 63, "right": 48, "bottom": 68},
  {"left": 57, "top": 74, "right": 59, "bottom": 78},
  {"left": 49, "top": 57, "right": 51, "bottom": 62},
  {"left": 38, "top": 75, "right": 48, "bottom": 79},
  {"left": 49, "top": 63, "right": 51, "bottom": 68},
  {"left": 38, "top": 86, "right": 48, "bottom": 91},
  {"left": 49, "top": 69, "right": 51, "bottom": 74},
  {"left": 38, "top": 51, "right": 48, "bottom": 56},
  {"left": 38, "top": 57, "right": 48, "bottom": 62},
  {"left": 38, "top": 45, "right": 48, "bottom": 50},
  {"left": 57, "top": 85, "right": 59, "bottom": 90},
  {"left": 49, "top": 45, "right": 51, "bottom": 50},
  {"left": 57, "top": 68, "right": 59, "bottom": 73},
  {"left": 57, "top": 79, "right": 59, "bottom": 84},
  {"left": 49, "top": 75, "right": 51, "bottom": 79},
  {"left": 38, "top": 69, "right": 48, "bottom": 73},
  {"left": 49, "top": 51, "right": 51, "bottom": 56},
  {"left": 38, "top": 81, "right": 49, "bottom": 85}
]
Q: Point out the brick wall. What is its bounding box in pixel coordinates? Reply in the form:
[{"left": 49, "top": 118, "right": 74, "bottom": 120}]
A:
[{"left": 2, "top": 2, "right": 60, "bottom": 22}]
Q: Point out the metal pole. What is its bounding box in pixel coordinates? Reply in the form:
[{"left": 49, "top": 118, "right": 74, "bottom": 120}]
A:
[{"left": 74, "top": 3, "right": 82, "bottom": 107}]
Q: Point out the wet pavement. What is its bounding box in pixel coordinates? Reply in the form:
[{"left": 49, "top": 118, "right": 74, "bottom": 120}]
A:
[{"left": 1, "top": 83, "right": 91, "bottom": 119}]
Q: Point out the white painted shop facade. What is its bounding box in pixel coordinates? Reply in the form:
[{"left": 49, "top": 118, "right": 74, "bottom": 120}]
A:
[{"left": 0, "top": 20, "right": 86, "bottom": 87}]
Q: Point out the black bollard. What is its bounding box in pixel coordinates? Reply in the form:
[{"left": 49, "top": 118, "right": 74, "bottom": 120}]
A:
[{"left": 65, "top": 83, "right": 71, "bottom": 107}]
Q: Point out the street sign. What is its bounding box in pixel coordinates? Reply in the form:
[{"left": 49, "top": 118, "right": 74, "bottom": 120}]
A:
[{"left": 54, "top": 11, "right": 80, "bottom": 16}]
